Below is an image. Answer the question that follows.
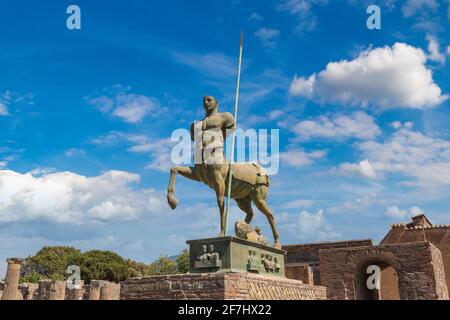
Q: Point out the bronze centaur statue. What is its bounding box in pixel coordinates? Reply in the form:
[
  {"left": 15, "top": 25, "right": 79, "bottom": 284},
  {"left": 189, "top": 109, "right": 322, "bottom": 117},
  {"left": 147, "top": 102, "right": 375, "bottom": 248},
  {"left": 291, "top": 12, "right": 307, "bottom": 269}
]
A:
[{"left": 167, "top": 96, "right": 281, "bottom": 249}]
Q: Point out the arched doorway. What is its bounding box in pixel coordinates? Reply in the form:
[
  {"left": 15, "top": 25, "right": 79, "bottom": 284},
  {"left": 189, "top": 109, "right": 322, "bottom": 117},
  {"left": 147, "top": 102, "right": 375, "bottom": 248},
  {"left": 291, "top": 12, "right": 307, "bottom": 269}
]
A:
[{"left": 354, "top": 259, "right": 400, "bottom": 300}]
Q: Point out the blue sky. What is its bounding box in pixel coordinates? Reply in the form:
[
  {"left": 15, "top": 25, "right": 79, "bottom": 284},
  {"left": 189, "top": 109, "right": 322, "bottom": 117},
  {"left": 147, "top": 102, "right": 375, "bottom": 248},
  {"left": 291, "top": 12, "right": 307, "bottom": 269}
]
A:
[{"left": 1, "top": 0, "right": 450, "bottom": 276}]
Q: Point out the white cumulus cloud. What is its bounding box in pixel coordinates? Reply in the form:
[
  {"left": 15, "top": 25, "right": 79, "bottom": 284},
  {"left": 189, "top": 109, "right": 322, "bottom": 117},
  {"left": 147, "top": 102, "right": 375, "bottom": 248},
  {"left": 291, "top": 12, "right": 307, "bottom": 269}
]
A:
[
  {"left": 249, "top": 12, "right": 264, "bottom": 22},
  {"left": 339, "top": 159, "right": 377, "bottom": 179},
  {"left": 280, "top": 209, "right": 342, "bottom": 241},
  {"left": 356, "top": 127, "right": 450, "bottom": 186},
  {"left": 402, "top": 0, "right": 438, "bottom": 17},
  {"left": 129, "top": 138, "right": 176, "bottom": 172},
  {"left": 426, "top": 34, "right": 446, "bottom": 64},
  {"left": 391, "top": 121, "right": 414, "bottom": 129},
  {"left": 0, "top": 170, "right": 163, "bottom": 224},
  {"left": 292, "top": 112, "right": 380, "bottom": 141},
  {"left": 254, "top": 28, "right": 280, "bottom": 48},
  {"left": 171, "top": 51, "right": 235, "bottom": 79},
  {"left": 277, "top": 0, "right": 327, "bottom": 33},
  {"left": 385, "top": 206, "right": 424, "bottom": 219},
  {"left": 0, "top": 102, "right": 8, "bottom": 116},
  {"left": 87, "top": 85, "right": 162, "bottom": 123},
  {"left": 280, "top": 148, "right": 327, "bottom": 167},
  {"left": 289, "top": 43, "right": 447, "bottom": 109}
]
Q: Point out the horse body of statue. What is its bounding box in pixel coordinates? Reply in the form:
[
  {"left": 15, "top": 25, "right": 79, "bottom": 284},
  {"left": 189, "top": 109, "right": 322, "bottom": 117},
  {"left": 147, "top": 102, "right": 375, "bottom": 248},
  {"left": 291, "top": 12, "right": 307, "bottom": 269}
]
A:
[{"left": 167, "top": 96, "right": 281, "bottom": 249}]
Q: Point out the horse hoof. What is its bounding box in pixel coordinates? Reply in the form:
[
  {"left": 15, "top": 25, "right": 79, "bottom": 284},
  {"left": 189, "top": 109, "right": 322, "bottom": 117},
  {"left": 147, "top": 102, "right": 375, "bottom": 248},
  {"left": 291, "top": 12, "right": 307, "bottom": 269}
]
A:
[
  {"left": 273, "top": 242, "right": 281, "bottom": 250},
  {"left": 167, "top": 195, "right": 178, "bottom": 209}
]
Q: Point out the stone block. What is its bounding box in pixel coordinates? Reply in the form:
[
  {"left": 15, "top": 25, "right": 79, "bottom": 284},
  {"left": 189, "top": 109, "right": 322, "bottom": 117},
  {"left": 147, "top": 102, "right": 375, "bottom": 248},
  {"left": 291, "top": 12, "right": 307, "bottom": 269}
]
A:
[
  {"left": 187, "top": 237, "right": 286, "bottom": 277},
  {"left": 120, "top": 272, "right": 326, "bottom": 300}
]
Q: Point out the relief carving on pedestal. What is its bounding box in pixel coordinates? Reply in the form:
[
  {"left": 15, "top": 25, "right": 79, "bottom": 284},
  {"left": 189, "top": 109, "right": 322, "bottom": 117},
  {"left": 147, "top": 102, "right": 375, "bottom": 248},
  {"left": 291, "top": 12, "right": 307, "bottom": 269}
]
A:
[{"left": 194, "top": 244, "right": 222, "bottom": 268}]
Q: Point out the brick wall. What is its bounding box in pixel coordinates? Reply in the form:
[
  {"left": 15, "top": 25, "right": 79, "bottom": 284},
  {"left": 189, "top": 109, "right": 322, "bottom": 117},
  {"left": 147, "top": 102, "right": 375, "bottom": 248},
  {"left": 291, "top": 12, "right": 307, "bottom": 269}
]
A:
[
  {"left": 285, "top": 265, "right": 313, "bottom": 284},
  {"left": 381, "top": 226, "right": 450, "bottom": 294},
  {"left": 283, "top": 239, "right": 374, "bottom": 264},
  {"left": 120, "top": 272, "right": 326, "bottom": 300},
  {"left": 320, "top": 242, "right": 449, "bottom": 300}
]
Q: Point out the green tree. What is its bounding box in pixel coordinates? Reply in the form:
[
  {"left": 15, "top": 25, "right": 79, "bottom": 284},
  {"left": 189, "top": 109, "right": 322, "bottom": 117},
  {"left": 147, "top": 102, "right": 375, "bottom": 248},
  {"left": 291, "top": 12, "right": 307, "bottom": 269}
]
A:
[
  {"left": 151, "top": 256, "right": 177, "bottom": 275},
  {"left": 19, "top": 245, "right": 189, "bottom": 284},
  {"left": 176, "top": 248, "right": 189, "bottom": 274},
  {"left": 20, "top": 246, "right": 82, "bottom": 283},
  {"left": 69, "top": 250, "right": 130, "bottom": 283},
  {"left": 126, "top": 259, "right": 158, "bottom": 277}
]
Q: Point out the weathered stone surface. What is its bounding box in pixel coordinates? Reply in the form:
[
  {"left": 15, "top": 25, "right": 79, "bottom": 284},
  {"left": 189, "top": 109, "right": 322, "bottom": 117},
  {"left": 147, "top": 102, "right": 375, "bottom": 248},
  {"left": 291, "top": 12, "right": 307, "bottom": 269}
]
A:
[
  {"left": 38, "top": 280, "right": 66, "bottom": 300},
  {"left": 88, "top": 280, "right": 120, "bottom": 300},
  {"left": 65, "top": 280, "right": 85, "bottom": 300},
  {"left": 235, "top": 220, "right": 268, "bottom": 246},
  {"left": 187, "top": 237, "right": 286, "bottom": 277},
  {"left": 100, "top": 282, "right": 120, "bottom": 300},
  {"left": 283, "top": 240, "right": 373, "bottom": 285},
  {"left": 1, "top": 258, "right": 24, "bottom": 300},
  {"left": 120, "top": 272, "right": 326, "bottom": 300},
  {"left": 19, "top": 283, "right": 39, "bottom": 300},
  {"left": 88, "top": 280, "right": 109, "bottom": 300},
  {"left": 320, "top": 242, "right": 449, "bottom": 300},
  {"left": 82, "top": 284, "right": 90, "bottom": 300},
  {"left": 381, "top": 214, "right": 450, "bottom": 296}
]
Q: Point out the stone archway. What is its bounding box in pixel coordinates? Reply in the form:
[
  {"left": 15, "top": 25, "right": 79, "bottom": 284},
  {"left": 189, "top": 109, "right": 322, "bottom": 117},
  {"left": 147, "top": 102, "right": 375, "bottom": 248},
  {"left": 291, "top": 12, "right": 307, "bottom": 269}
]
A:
[
  {"left": 354, "top": 259, "right": 400, "bottom": 300},
  {"left": 320, "top": 242, "right": 448, "bottom": 300},
  {"left": 345, "top": 247, "right": 402, "bottom": 300}
]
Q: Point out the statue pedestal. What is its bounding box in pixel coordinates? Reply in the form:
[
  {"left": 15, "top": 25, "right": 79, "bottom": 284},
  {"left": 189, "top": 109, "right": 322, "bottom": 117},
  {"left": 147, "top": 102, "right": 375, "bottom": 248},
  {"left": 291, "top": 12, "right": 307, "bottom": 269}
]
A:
[
  {"left": 120, "top": 237, "right": 326, "bottom": 300},
  {"left": 120, "top": 272, "right": 326, "bottom": 300},
  {"left": 187, "top": 236, "right": 286, "bottom": 277}
]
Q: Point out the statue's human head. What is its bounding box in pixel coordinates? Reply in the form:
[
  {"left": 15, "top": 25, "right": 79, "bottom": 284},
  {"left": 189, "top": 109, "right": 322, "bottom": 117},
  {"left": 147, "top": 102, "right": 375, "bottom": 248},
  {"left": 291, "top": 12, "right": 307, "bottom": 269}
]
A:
[
  {"left": 203, "top": 96, "right": 218, "bottom": 113},
  {"left": 208, "top": 245, "right": 214, "bottom": 252},
  {"left": 202, "top": 245, "right": 207, "bottom": 253}
]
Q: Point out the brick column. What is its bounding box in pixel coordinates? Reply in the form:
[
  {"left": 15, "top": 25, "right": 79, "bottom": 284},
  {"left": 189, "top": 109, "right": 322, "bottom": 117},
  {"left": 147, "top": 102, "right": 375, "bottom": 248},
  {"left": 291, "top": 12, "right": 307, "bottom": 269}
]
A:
[
  {"left": 1, "top": 258, "right": 24, "bottom": 300},
  {"left": 100, "top": 282, "right": 120, "bottom": 300},
  {"left": 88, "top": 280, "right": 107, "bottom": 300},
  {"left": 24, "top": 283, "right": 39, "bottom": 300},
  {"left": 65, "top": 280, "right": 85, "bottom": 300},
  {"left": 38, "top": 280, "right": 66, "bottom": 300}
]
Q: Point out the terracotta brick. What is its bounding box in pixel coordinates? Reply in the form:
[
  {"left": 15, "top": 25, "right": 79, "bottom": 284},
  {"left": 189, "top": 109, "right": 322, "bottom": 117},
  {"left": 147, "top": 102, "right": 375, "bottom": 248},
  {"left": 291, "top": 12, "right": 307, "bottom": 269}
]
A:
[{"left": 120, "top": 272, "right": 326, "bottom": 300}]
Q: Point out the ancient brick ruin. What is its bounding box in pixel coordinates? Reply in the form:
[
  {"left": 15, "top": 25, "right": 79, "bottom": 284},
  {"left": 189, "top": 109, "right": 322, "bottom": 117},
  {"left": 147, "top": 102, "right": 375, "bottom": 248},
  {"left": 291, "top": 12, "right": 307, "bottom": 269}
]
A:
[
  {"left": 0, "top": 270, "right": 121, "bottom": 300},
  {"left": 283, "top": 239, "right": 374, "bottom": 285},
  {"left": 1, "top": 258, "right": 23, "bottom": 300},
  {"left": 1, "top": 213, "right": 449, "bottom": 300},
  {"left": 283, "top": 214, "right": 450, "bottom": 300},
  {"left": 120, "top": 272, "right": 326, "bottom": 300}
]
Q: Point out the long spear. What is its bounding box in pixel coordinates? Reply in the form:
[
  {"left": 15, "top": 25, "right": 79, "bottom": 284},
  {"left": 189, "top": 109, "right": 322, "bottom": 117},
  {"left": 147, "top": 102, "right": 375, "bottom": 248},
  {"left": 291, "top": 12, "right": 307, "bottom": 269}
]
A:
[{"left": 224, "top": 31, "right": 243, "bottom": 236}]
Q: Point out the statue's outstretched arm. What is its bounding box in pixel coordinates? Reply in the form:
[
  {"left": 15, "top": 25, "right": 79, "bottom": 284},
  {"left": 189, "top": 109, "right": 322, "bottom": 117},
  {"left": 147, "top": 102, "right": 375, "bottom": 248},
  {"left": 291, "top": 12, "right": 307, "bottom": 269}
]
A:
[{"left": 223, "top": 112, "right": 235, "bottom": 137}]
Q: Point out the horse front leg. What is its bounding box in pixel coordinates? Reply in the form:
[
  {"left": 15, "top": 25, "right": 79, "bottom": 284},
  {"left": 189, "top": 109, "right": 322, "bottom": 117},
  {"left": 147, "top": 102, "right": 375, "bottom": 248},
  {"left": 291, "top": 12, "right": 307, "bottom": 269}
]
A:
[
  {"left": 167, "top": 166, "right": 199, "bottom": 209},
  {"left": 213, "top": 176, "right": 226, "bottom": 237}
]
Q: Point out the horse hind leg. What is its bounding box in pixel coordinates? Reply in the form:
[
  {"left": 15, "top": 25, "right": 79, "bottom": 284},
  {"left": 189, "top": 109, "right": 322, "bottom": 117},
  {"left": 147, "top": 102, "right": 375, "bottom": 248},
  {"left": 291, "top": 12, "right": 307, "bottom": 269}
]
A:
[
  {"left": 252, "top": 189, "right": 281, "bottom": 249},
  {"left": 235, "top": 197, "right": 254, "bottom": 224},
  {"left": 167, "top": 166, "right": 200, "bottom": 209}
]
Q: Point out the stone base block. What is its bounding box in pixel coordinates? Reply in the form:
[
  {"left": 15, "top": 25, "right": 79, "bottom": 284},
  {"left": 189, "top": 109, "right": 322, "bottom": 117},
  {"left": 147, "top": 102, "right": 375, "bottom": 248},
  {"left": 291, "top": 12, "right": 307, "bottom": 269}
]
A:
[
  {"left": 120, "top": 272, "right": 326, "bottom": 300},
  {"left": 187, "top": 237, "right": 286, "bottom": 277}
]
